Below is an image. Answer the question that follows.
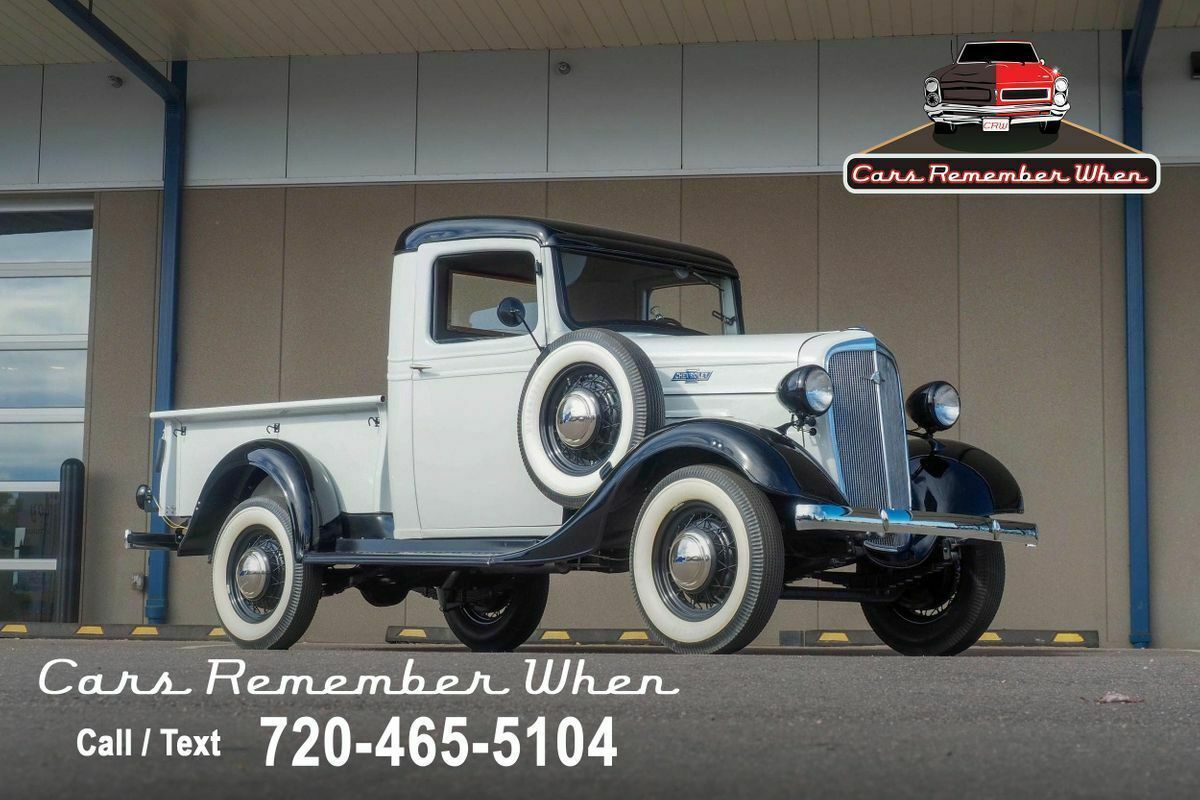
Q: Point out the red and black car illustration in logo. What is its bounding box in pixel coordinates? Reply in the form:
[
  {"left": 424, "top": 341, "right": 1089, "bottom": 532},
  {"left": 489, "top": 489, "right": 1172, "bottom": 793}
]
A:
[{"left": 924, "top": 41, "right": 1069, "bottom": 134}]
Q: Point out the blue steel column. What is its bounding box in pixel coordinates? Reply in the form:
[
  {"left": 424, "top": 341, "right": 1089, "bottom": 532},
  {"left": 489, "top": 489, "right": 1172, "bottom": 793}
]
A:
[
  {"left": 1121, "top": 0, "right": 1162, "bottom": 649},
  {"left": 146, "top": 61, "right": 187, "bottom": 624}
]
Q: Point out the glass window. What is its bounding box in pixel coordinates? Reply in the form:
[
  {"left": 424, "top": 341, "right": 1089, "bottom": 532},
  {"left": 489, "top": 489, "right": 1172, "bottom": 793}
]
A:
[
  {"left": 0, "top": 350, "right": 88, "bottom": 407},
  {"left": 0, "top": 277, "right": 91, "bottom": 336},
  {"left": 958, "top": 42, "right": 1039, "bottom": 64},
  {"left": 0, "top": 423, "right": 84, "bottom": 481},
  {"left": 0, "top": 202, "right": 91, "bottom": 622},
  {"left": 0, "top": 491, "right": 60, "bottom": 622},
  {"left": 432, "top": 251, "right": 538, "bottom": 342},
  {"left": 558, "top": 251, "right": 734, "bottom": 336}
]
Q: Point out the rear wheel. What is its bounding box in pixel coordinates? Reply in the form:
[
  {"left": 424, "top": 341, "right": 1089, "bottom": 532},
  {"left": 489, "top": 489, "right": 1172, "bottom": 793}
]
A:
[
  {"left": 444, "top": 574, "right": 550, "bottom": 652},
  {"left": 858, "top": 541, "right": 1005, "bottom": 656},
  {"left": 210, "top": 497, "right": 321, "bottom": 650},
  {"left": 630, "top": 465, "right": 783, "bottom": 654}
]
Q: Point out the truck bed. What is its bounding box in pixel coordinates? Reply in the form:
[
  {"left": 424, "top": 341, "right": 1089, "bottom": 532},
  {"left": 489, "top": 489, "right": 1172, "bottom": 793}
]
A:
[{"left": 150, "top": 395, "right": 387, "bottom": 518}]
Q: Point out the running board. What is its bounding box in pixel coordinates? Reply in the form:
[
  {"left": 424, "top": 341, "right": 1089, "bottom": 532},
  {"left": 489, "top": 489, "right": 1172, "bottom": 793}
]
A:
[{"left": 302, "top": 537, "right": 546, "bottom": 567}]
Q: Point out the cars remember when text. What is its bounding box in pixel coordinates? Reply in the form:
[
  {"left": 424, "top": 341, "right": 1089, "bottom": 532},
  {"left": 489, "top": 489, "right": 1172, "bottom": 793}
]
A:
[{"left": 127, "top": 217, "right": 1038, "bottom": 656}]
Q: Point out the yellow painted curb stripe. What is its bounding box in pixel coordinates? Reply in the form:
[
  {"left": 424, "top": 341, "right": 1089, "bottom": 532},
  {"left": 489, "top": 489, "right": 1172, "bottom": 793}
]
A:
[
  {"left": 76, "top": 625, "right": 104, "bottom": 636},
  {"left": 540, "top": 630, "right": 571, "bottom": 641},
  {"left": 978, "top": 631, "right": 1002, "bottom": 642},
  {"left": 818, "top": 632, "right": 850, "bottom": 643},
  {"left": 131, "top": 626, "right": 158, "bottom": 636},
  {"left": 397, "top": 628, "right": 426, "bottom": 639},
  {"left": 1054, "top": 632, "right": 1085, "bottom": 644},
  {"left": 619, "top": 630, "right": 649, "bottom": 641},
  {"left": 1, "top": 623, "right": 28, "bottom": 634},
  {"left": 208, "top": 627, "right": 225, "bottom": 637}
]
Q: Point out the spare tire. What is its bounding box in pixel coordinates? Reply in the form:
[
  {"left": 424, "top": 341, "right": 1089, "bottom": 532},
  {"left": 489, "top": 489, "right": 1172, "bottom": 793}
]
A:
[{"left": 518, "top": 329, "right": 664, "bottom": 507}]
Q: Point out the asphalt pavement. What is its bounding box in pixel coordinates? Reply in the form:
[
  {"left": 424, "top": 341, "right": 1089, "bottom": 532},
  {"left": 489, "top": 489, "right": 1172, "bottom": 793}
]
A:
[{"left": 1, "top": 640, "right": 1197, "bottom": 799}]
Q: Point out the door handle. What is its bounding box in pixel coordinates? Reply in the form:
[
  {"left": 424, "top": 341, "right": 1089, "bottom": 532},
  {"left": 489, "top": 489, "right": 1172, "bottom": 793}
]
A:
[{"left": 410, "top": 363, "right": 432, "bottom": 372}]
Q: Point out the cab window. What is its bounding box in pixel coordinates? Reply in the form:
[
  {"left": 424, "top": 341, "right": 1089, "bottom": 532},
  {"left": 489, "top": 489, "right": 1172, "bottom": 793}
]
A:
[{"left": 431, "top": 251, "right": 538, "bottom": 343}]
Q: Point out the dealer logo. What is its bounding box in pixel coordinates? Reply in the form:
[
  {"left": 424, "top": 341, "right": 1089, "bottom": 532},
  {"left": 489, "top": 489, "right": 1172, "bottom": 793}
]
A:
[{"left": 844, "top": 39, "right": 1159, "bottom": 195}]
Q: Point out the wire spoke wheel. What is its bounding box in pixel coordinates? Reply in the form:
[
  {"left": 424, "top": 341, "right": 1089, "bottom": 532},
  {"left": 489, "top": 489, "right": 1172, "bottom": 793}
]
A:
[
  {"left": 225, "top": 526, "right": 287, "bottom": 623},
  {"left": 859, "top": 540, "right": 1005, "bottom": 656},
  {"left": 891, "top": 560, "right": 961, "bottom": 625},
  {"left": 539, "top": 365, "right": 622, "bottom": 475},
  {"left": 443, "top": 575, "right": 550, "bottom": 652},
  {"left": 651, "top": 502, "right": 738, "bottom": 621},
  {"left": 630, "top": 465, "right": 783, "bottom": 654}
]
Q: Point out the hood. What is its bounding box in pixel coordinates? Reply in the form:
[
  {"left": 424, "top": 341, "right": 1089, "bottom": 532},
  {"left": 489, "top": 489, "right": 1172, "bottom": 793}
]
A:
[
  {"left": 629, "top": 329, "right": 876, "bottom": 396},
  {"left": 931, "top": 61, "right": 1055, "bottom": 85}
]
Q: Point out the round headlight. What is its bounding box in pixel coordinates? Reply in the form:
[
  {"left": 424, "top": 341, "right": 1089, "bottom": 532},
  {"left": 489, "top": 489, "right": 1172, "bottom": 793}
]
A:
[
  {"left": 778, "top": 366, "right": 834, "bottom": 417},
  {"left": 906, "top": 381, "right": 961, "bottom": 432},
  {"left": 1053, "top": 92, "right": 1067, "bottom": 107},
  {"left": 925, "top": 77, "right": 940, "bottom": 94},
  {"left": 926, "top": 92, "right": 939, "bottom": 105},
  {"left": 1054, "top": 76, "right": 1068, "bottom": 93}
]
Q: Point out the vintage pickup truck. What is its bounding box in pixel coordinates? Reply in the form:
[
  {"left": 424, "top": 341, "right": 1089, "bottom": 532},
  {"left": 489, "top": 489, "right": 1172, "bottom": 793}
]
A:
[{"left": 128, "top": 217, "right": 1038, "bottom": 655}]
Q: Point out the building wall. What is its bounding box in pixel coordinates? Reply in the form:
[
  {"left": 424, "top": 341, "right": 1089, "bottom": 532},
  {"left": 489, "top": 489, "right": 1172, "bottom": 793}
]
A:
[
  {"left": 79, "top": 168, "right": 1200, "bottom": 647},
  {"left": 10, "top": 29, "right": 1200, "bottom": 193}
]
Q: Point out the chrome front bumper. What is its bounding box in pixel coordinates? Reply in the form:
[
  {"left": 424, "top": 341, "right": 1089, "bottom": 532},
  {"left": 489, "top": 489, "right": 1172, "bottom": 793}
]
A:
[
  {"left": 924, "top": 100, "right": 1067, "bottom": 126},
  {"left": 794, "top": 504, "right": 1038, "bottom": 545}
]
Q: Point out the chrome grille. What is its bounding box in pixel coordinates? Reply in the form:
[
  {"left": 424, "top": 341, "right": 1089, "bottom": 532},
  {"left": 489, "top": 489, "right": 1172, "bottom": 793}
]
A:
[{"left": 826, "top": 348, "right": 911, "bottom": 511}]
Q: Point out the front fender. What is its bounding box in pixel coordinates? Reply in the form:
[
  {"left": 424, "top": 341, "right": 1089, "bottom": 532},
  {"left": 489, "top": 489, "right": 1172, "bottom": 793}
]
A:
[
  {"left": 907, "top": 436, "right": 1024, "bottom": 516},
  {"left": 512, "top": 419, "right": 846, "bottom": 563},
  {"left": 177, "top": 439, "right": 339, "bottom": 558}
]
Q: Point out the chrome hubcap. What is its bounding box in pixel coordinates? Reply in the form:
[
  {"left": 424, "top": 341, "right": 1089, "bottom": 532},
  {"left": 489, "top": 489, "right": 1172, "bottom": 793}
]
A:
[
  {"left": 235, "top": 547, "right": 271, "bottom": 601},
  {"left": 555, "top": 389, "right": 601, "bottom": 448},
  {"left": 667, "top": 529, "right": 715, "bottom": 592}
]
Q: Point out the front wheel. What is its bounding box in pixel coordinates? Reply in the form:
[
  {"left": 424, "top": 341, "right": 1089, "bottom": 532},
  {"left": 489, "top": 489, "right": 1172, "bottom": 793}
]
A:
[
  {"left": 630, "top": 465, "right": 784, "bottom": 654},
  {"left": 859, "top": 541, "right": 1005, "bottom": 656},
  {"left": 210, "top": 497, "right": 321, "bottom": 650},
  {"left": 444, "top": 575, "right": 550, "bottom": 652},
  {"left": 1040, "top": 120, "right": 1061, "bottom": 134},
  {"left": 934, "top": 121, "right": 956, "bottom": 134}
]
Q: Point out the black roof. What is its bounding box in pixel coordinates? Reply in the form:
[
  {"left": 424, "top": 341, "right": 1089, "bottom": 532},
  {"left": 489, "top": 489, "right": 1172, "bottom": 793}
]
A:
[{"left": 396, "top": 216, "right": 738, "bottom": 277}]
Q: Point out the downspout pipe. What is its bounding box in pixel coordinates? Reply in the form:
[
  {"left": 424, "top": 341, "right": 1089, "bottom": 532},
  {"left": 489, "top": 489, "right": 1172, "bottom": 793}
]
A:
[
  {"left": 1121, "top": 0, "right": 1163, "bottom": 649},
  {"left": 45, "top": 0, "right": 186, "bottom": 624}
]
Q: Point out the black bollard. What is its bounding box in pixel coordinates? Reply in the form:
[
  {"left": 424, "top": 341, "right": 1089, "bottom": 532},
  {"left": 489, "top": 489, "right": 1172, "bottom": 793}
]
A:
[{"left": 53, "top": 458, "right": 85, "bottom": 623}]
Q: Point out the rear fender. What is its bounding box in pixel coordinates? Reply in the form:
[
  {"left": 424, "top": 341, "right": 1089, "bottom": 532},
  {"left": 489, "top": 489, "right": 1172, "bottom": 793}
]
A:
[
  {"left": 907, "top": 436, "right": 1024, "bottom": 516},
  {"left": 176, "top": 439, "right": 339, "bottom": 558}
]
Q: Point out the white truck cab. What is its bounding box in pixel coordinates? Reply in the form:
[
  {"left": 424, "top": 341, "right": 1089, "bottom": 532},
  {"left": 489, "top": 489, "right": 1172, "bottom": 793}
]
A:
[{"left": 130, "top": 217, "right": 1037, "bottom": 655}]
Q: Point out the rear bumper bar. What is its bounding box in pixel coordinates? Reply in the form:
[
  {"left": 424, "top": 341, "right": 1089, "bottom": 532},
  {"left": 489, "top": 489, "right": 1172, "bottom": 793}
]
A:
[
  {"left": 794, "top": 504, "right": 1038, "bottom": 545},
  {"left": 124, "top": 529, "right": 181, "bottom": 551}
]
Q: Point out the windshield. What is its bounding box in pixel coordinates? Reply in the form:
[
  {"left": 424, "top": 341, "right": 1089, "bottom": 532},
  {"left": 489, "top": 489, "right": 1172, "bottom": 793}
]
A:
[
  {"left": 556, "top": 250, "right": 738, "bottom": 336},
  {"left": 958, "top": 42, "right": 1038, "bottom": 64}
]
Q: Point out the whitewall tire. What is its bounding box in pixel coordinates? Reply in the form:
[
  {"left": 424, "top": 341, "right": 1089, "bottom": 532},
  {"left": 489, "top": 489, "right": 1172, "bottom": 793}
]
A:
[
  {"left": 210, "top": 497, "right": 321, "bottom": 650},
  {"left": 518, "top": 329, "right": 664, "bottom": 508},
  {"left": 629, "top": 465, "right": 784, "bottom": 654}
]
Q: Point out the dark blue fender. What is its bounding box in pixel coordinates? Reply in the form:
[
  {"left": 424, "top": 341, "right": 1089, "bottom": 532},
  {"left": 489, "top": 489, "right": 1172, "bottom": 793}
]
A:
[
  {"left": 907, "top": 436, "right": 1024, "bottom": 516},
  {"left": 176, "top": 439, "right": 340, "bottom": 558},
  {"left": 513, "top": 419, "right": 848, "bottom": 563}
]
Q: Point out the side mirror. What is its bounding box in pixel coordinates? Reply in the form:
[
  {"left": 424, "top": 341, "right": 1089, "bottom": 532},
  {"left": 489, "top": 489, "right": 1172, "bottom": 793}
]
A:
[
  {"left": 1039, "top": 58, "right": 1045, "bottom": 65},
  {"left": 497, "top": 297, "right": 527, "bottom": 329}
]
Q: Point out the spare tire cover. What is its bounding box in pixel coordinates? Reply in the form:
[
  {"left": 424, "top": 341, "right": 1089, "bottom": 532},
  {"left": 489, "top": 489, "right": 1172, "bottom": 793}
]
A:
[{"left": 517, "top": 328, "right": 665, "bottom": 508}]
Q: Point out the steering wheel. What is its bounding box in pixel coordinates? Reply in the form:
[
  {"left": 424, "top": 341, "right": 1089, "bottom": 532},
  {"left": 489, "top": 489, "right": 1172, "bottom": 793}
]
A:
[{"left": 649, "top": 306, "right": 683, "bottom": 328}]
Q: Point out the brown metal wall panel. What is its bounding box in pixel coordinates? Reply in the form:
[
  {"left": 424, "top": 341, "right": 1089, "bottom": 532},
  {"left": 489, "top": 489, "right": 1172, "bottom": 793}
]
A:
[{"left": 80, "top": 190, "right": 158, "bottom": 623}]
